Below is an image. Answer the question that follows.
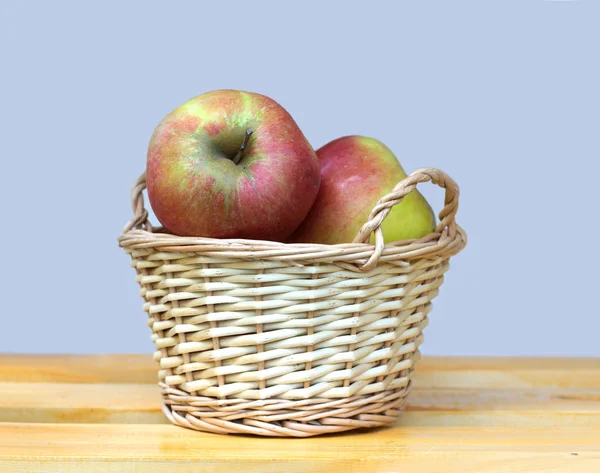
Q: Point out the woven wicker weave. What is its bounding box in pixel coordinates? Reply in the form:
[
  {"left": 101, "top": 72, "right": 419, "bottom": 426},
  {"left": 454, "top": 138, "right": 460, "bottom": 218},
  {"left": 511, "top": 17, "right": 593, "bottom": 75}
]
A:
[{"left": 119, "top": 167, "right": 466, "bottom": 437}]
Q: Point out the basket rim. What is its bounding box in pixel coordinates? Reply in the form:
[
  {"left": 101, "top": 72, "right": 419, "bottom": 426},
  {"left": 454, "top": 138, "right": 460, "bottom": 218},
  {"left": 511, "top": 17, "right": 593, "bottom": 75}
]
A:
[{"left": 119, "top": 226, "right": 466, "bottom": 268}]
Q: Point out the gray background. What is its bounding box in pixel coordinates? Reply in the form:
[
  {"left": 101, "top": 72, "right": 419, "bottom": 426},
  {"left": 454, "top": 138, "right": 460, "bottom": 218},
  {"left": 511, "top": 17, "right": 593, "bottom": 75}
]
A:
[{"left": 1, "top": 1, "right": 598, "bottom": 356}]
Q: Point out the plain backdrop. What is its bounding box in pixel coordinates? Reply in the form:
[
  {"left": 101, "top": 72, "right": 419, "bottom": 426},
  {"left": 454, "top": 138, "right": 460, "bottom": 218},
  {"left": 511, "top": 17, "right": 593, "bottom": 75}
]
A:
[{"left": 1, "top": 1, "right": 598, "bottom": 356}]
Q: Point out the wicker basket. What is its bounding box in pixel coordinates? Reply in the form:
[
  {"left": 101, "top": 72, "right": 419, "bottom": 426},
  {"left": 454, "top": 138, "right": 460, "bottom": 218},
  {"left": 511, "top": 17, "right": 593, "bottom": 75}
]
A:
[{"left": 118, "top": 167, "right": 466, "bottom": 437}]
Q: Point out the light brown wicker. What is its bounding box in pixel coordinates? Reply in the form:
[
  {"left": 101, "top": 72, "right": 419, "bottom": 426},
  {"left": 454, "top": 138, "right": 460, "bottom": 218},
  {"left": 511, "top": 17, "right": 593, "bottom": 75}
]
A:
[{"left": 119, "top": 167, "right": 466, "bottom": 437}]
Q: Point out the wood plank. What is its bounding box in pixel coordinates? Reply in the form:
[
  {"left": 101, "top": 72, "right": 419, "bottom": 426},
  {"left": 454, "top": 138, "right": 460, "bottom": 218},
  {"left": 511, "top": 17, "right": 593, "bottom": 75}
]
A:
[
  {"left": 415, "top": 356, "right": 600, "bottom": 389},
  {"left": 1, "top": 381, "right": 599, "bottom": 427},
  {"left": 0, "top": 423, "right": 598, "bottom": 473},
  {"left": 0, "top": 354, "right": 158, "bottom": 384},
  {"left": 1, "top": 354, "right": 599, "bottom": 387},
  {"left": 0, "top": 382, "right": 166, "bottom": 424}
]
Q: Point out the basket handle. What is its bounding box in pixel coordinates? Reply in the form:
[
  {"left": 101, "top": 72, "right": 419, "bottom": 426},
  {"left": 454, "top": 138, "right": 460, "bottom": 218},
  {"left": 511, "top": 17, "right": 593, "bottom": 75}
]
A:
[
  {"left": 352, "top": 167, "right": 460, "bottom": 271},
  {"left": 122, "top": 171, "right": 151, "bottom": 234}
]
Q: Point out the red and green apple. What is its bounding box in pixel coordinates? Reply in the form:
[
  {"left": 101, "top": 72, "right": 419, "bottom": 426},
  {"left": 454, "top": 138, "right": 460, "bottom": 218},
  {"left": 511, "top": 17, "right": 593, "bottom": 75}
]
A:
[
  {"left": 146, "top": 90, "right": 320, "bottom": 240},
  {"left": 289, "top": 135, "right": 436, "bottom": 245}
]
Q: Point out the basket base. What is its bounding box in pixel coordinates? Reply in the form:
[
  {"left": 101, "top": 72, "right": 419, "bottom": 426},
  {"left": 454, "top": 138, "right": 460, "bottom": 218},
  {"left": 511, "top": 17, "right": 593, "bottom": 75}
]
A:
[{"left": 159, "top": 383, "right": 409, "bottom": 437}]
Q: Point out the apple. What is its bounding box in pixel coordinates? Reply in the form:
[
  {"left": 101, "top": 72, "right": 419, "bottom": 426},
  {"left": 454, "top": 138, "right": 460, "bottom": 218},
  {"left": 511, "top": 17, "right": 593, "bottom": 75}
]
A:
[
  {"left": 146, "top": 90, "right": 320, "bottom": 240},
  {"left": 289, "top": 135, "right": 436, "bottom": 245}
]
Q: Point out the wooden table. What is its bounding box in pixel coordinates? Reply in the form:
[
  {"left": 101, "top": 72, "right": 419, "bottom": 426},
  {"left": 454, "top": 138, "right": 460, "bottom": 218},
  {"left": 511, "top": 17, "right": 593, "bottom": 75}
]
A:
[{"left": 0, "top": 355, "right": 598, "bottom": 472}]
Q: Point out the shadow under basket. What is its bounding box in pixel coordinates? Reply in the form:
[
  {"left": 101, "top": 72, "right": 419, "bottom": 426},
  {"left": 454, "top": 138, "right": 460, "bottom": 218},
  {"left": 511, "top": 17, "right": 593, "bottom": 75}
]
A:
[{"left": 118, "top": 167, "right": 467, "bottom": 437}]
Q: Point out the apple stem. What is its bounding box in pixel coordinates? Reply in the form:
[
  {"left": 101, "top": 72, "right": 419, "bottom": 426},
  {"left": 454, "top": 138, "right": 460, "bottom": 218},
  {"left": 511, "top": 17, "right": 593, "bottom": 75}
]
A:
[{"left": 232, "top": 129, "right": 254, "bottom": 165}]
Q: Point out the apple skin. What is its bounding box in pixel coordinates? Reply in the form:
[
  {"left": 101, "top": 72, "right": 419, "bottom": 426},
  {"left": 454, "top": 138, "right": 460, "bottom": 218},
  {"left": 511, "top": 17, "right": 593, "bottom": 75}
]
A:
[
  {"left": 146, "top": 90, "right": 320, "bottom": 240},
  {"left": 289, "top": 136, "right": 436, "bottom": 245}
]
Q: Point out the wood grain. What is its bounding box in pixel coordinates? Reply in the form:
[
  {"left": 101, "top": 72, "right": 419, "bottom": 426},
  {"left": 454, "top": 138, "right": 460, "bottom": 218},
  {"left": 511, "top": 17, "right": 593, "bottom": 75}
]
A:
[
  {"left": 0, "top": 423, "right": 598, "bottom": 473},
  {"left": 0, "top": 382, "right": 165, "bottom": 424},
  {"left": 0, "top": 354, "right": 157, "bottom": 384},
  {"left": 1, "top": 354, "right": 599, "bottom": 472}
]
